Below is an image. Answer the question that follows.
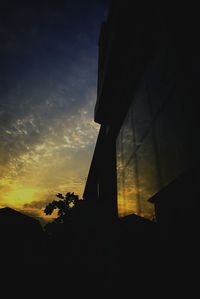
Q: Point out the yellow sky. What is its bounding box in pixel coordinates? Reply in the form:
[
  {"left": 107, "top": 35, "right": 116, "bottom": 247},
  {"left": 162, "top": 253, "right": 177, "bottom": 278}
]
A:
[{"left": 0, "top": 103, "right": 99, "bottom": 224}]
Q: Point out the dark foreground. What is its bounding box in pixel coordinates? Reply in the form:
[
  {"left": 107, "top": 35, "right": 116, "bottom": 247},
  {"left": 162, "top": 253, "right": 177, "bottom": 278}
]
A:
[{"left": 0, "top": 205, "right": 198, "bottom": 297}]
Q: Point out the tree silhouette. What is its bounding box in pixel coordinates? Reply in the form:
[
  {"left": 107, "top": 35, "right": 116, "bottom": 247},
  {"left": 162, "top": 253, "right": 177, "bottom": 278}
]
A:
[
  {"left": 44, "top": 192, "right": 79, "bottom": 220},
  {"left": 43, "top": 192, "right": 80, "bottom": 236},
  {"left": 43, "top": 191, "right": 108, "bottom": 270}
]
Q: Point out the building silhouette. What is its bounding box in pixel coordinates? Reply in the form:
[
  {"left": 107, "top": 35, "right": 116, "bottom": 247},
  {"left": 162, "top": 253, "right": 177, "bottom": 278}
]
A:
[
  {"left": 0, "top": 207, "right": 44, "bottom": 263},
  {"left": 83, "top": 0, "right": 200, "bottom": 277}
]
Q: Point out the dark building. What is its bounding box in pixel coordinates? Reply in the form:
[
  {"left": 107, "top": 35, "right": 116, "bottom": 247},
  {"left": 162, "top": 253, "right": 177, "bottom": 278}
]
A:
[
  {"left": 0, "top": 207, "right": 44, "bottom": 263},
  {"left": 83, "top": 0, "right": 200, "bottom": 261}
]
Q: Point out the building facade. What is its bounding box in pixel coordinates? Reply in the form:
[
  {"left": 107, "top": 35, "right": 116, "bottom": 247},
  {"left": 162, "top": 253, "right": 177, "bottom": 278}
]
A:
[{"left": 83, "top": 0, "right": 200, "bottom": 240}]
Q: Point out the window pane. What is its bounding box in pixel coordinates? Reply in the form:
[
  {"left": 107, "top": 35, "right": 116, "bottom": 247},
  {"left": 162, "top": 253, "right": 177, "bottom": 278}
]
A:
[
  {"left": 116, "top": 101, "right": 156, "bottom": 220},
  {"left": 120, "top": 108, "right": 134, "bottom": 164},
  {"left": 137, "top": 130, "right": 158, "bottom": 219},
  {"left": 117, "top": 156, "right": 139, "bottom": 217},
  {"left": 116, "top": 117, "right": 139, "bottom": 217}
]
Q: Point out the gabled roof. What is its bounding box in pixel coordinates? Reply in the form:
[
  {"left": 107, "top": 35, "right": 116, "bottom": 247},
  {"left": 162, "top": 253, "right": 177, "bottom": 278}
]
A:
[{"left": 0, "top": 207, "right": 40, "bottom": 226}]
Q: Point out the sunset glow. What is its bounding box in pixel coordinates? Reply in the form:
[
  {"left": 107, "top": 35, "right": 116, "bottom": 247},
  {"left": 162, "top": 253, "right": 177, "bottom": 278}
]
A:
[{"left": 0, "top": 1, "right": 107, "bottom": 224}]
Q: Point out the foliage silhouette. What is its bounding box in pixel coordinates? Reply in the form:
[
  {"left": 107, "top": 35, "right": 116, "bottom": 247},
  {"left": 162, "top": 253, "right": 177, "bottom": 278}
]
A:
[{"left": 43, "top": 192, "right": 81, "bottom": 236}]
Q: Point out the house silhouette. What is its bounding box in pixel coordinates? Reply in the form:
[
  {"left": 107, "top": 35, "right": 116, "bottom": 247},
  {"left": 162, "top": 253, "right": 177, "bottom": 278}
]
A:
[{"left": 0, "top": 207, "right": 44, "bottom": 263}]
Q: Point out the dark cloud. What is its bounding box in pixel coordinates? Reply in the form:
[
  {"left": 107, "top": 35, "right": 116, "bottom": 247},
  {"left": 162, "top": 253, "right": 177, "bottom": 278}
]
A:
[
  {"left": 0, "top": 1, "right": 108, "bottom": 166},
  {"left": 23, "top": 199, "right": 52, "bottom": 210}
]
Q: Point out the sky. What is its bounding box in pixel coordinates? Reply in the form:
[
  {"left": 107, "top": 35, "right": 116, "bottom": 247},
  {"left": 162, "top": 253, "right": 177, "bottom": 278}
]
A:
[{"left": 0, "top": 0, "right": 109, "bottom": 224}]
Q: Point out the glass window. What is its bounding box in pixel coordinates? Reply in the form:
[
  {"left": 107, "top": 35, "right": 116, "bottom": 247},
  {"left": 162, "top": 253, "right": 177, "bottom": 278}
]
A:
[
  {"left": 117, "top": 156, "right": 140, "bottom": 217},
  {"left": 137, "top": 130, "right": 158, "bottom": 219},
  {"left": 116, "top": 97, "right": 156, "bottom": 220},
  {"left": 119, "top": 107, "right": 135, "bottom": 165},
  {"left": 116, "top": 48, "right": 191, "bottom": 222},
  {"left": 116, "top": 114, "right": 140, "bottom": 217}
]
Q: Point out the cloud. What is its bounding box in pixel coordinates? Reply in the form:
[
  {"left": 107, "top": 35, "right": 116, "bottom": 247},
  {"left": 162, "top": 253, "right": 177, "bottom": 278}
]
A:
[
  {"left": 23, "top": 199, "right": 52, "bottom": 210},
  {"left": 0, "top": 0, "right": 108, "bottom": 220},
  {"left": 0, "top": 47, "right": 99, "bottom": 168},
  {"left": 0, "top": 86, "right": 99, "bottom": 212}
]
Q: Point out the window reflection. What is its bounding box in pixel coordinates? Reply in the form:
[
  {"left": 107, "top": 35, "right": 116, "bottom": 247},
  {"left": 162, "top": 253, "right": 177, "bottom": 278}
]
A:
[
  {"left": 116, "top": 79, "right": 157, "bottom": 220},
  {"left": 117, "top": 156, "right": 140, "bottom": 217},
  {"left": 137, "top": 131, "right": 158, "bottom": 219},
  {"left": 120, "top": 107, "right": 135, "bottom": 164},
  {"left": 117, "top": 119, "right": 157, "bottom": 220},
  {"left": 116, "top": 49, "right": 186, "bottom": 221}
]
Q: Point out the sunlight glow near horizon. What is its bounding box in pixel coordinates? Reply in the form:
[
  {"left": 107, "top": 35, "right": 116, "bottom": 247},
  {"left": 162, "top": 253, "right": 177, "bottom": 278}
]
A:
[
  {"left": 0, "top": 107, "right": 99, "bottom": 223},
  {"left": 3, "top": 186, "right": 38, "bottom": 206}
]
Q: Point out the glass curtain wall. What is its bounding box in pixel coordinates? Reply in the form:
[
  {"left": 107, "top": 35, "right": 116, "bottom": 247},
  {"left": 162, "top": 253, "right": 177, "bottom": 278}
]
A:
[{"left": 116, "top": 50, "right": 187, "bottom": 220}]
